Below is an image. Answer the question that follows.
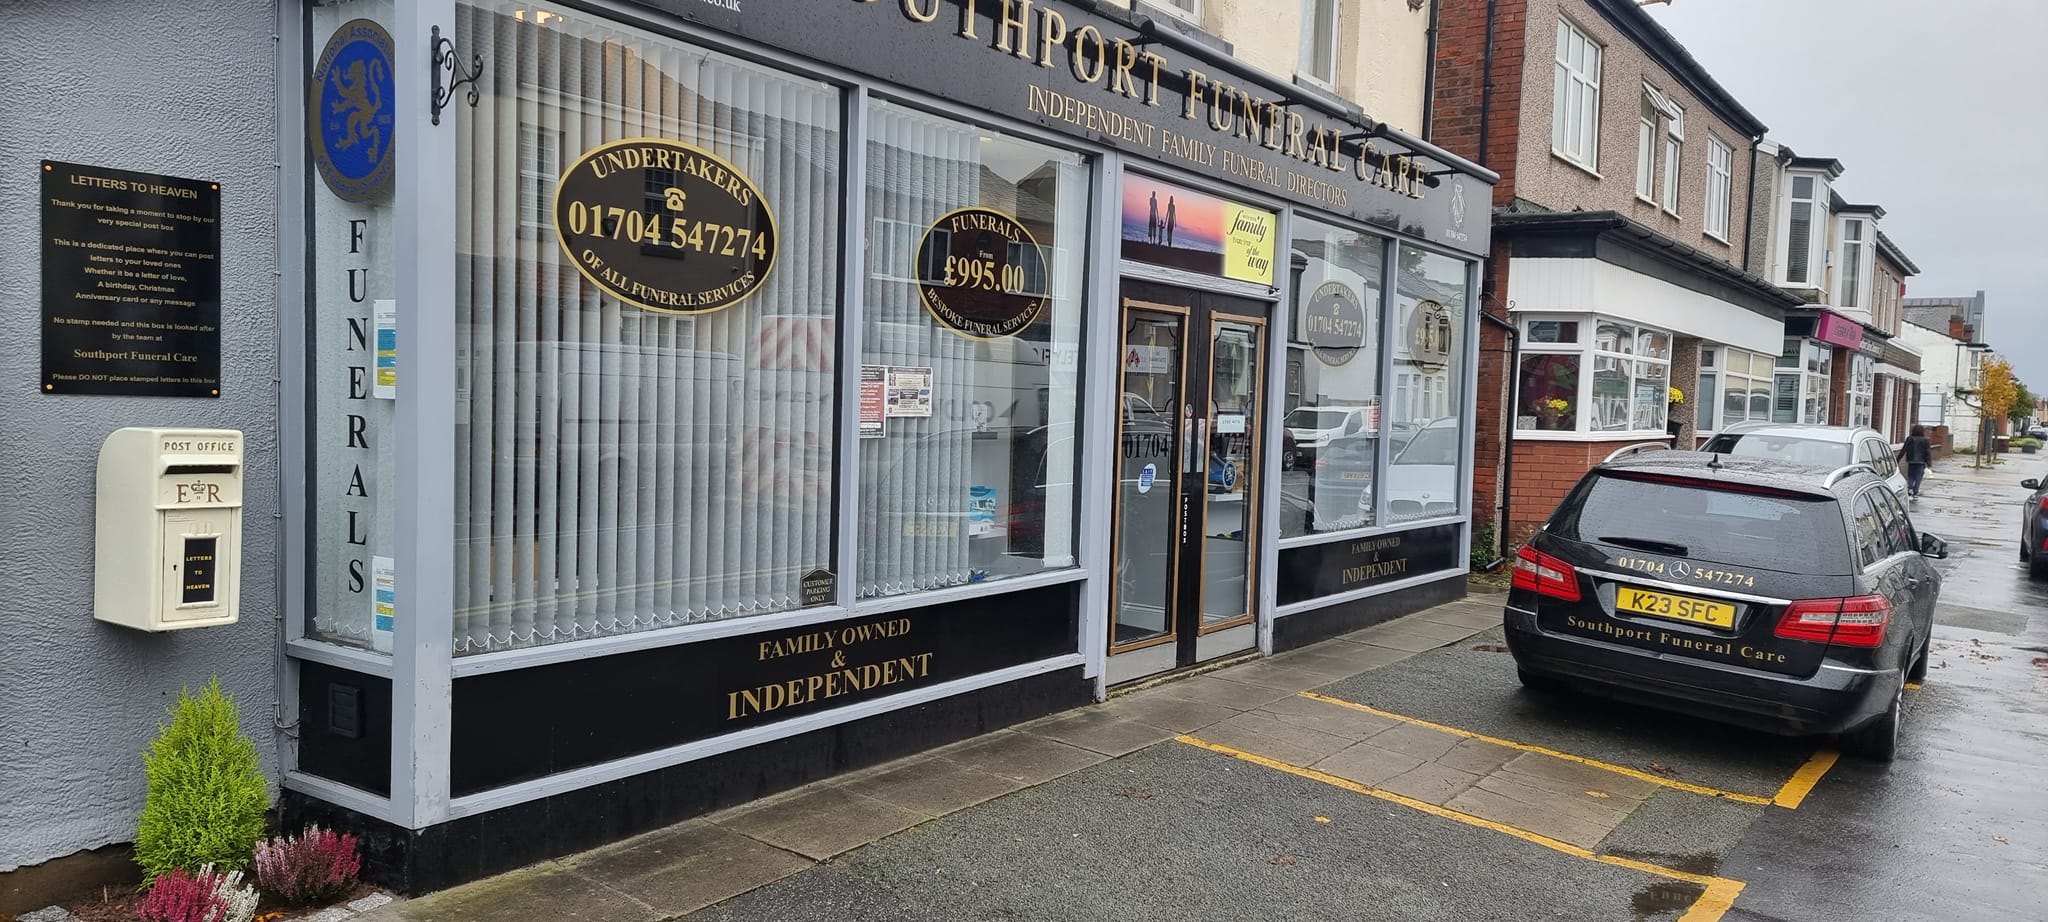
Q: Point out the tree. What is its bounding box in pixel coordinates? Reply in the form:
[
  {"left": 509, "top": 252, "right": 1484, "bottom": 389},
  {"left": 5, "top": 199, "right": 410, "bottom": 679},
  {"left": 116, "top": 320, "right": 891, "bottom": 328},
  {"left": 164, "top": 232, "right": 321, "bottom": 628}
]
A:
[
  {"left": 1969, "top": 357, "right": 2019, "bottom": 467},
  {"left": 2009, "top": 380, "right": 2035, "bottom": 427}
]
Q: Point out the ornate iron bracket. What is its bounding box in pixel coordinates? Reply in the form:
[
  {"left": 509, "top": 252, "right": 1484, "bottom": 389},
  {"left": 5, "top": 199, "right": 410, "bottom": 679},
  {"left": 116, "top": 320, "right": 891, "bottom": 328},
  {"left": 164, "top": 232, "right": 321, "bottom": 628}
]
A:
[{"left": 430, "top": 24, "right": 482, "bottom": 126}]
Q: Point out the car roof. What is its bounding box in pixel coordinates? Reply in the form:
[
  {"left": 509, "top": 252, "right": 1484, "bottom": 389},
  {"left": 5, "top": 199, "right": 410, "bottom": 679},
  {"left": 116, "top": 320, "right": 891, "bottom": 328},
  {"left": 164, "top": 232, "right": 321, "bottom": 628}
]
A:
[
  {"left": 1595, "top": 450, "right": 1881, "bottom": 500},
  {"left": 1711, "top": 423, "right": 1881, "bottom": 443}
]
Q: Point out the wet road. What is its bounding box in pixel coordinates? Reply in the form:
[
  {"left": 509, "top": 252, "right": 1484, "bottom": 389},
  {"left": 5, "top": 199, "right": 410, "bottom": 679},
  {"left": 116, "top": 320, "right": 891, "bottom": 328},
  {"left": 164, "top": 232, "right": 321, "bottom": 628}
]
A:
[{"left": 1718, "top": 457, "right": 2048, "bottom": 921}]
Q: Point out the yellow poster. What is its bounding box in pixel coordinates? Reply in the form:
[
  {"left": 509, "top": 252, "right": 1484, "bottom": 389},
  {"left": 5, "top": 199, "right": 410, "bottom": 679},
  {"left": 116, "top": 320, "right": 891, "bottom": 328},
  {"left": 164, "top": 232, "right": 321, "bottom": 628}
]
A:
[{"left": 1222, "top": 203, "right": 1277, "bottom": 286}]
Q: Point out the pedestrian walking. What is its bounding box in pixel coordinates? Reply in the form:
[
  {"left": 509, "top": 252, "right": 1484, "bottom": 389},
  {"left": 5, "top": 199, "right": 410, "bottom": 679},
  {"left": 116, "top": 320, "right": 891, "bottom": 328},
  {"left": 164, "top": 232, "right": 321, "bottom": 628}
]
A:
[{"left": 1901, "top": 424, "right": 1932, "bottom": 497}]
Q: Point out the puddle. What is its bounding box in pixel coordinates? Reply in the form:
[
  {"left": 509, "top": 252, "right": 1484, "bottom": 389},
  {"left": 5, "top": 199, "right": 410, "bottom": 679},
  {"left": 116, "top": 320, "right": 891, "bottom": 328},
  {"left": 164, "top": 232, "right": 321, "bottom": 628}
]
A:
[{"left": 1630, "top": 879, "right": 1707, "bottom": 919}]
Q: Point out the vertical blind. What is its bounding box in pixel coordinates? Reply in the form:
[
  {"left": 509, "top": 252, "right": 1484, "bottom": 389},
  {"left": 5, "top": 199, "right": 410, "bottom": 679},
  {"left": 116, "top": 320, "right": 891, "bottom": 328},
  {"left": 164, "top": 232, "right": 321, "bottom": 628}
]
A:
[{"left": 453, "top": 2, "right": 842, "bottom": 653}]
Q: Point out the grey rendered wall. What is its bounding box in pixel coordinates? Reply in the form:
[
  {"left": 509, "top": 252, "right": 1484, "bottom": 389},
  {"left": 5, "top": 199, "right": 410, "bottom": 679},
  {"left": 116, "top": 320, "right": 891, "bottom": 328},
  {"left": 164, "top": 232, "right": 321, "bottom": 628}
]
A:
[{"left": 0, "top": 0, "right": 281, "bottom": 871}]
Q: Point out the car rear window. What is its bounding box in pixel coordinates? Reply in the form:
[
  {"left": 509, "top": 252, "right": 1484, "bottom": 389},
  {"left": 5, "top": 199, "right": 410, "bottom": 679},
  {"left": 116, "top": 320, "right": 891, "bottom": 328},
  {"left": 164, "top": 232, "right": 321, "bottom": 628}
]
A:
[
  {"left": 1556, "top": 473, "right": 1852, "bottom": 574},
  {"left": 1699, "top": 433, "right": 1852, "bottom": 468}
]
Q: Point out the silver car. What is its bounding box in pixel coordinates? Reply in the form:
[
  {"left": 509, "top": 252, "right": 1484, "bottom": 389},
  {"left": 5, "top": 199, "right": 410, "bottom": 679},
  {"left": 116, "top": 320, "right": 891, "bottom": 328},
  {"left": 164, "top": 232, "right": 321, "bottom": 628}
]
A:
[{"left": 1700, "top": 423, "right": 1910, "bottom": 497}]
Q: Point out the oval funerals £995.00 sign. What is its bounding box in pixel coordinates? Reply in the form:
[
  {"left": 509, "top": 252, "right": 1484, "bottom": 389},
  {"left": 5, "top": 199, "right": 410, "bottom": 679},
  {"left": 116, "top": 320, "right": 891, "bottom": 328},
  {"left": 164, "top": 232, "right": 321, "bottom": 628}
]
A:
[
  {"left": 554, "top": 138, "right": 777, "bottom": 314},
  {"left": 915, "top": 208, "right": 1049, "bottom": 339}
]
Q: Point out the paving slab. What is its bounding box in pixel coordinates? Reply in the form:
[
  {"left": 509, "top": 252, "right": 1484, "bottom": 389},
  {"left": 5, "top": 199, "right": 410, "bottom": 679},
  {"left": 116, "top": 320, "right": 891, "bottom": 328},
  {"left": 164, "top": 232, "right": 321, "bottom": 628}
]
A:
[
  {"left": 1378, "top": 760, "right": 1484, "bottom": 805},
  {"left": 1433, "top": 736, "right": 1520, "bottom": 776},
  {"left": 1222, "top": 662, "right": 1343, "bottom": 693},
  {"left": 936, "top": 729, "right": 1110, "bottom": 785},
  {"left": 1023, "top": 708, "right": 1180, "bottom": 757},
  {"left": 354, "top": 864, "right": 656, "bottom": 922},
  {"left": 1494, "top": 751, "right": 1661, "bottom": 802},
  {"left": 1250, "top": 692, "right": 1402, "bottom": 740},
  {"left": 1341, "top": 627, "right": 1452, "bottom": 653},
  {"left": 1196, "top": 710, "right": 1356, "bottom": 766},
  {"left": 1442, "top": 784, "right": 1621, "bottom": 850},
  {"left": 1099, "top": 689, "right": 1240, "bottom": 732},
  {"left": 1145, "top": 673, "right": 1300, "bottom": 710},
  {"left": 1286, "top": 641, "right": 1417, "bottom": 671},
  {"left": 1311, "top": 740, "right": 1424, "bottom": 787},
  {"left": 1359, "top": 721, "right": 1462, "bottom": 761},
  {"left": 843, "top": 755, "right": 1028, "bottom": 816},
  {"left": 715, "top": 786, "right": 928, "bottom": 859},
  {"left": 568, "top": 822, "right": 812, "bottom": 917},
  {"left": 1469, "top": 772, "right": 1637, "bottom": 830}
]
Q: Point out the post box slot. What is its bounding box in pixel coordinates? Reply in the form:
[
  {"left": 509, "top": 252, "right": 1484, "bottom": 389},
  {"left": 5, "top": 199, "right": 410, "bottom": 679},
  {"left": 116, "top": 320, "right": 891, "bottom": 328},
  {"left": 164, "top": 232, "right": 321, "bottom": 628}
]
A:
[{"left": 164, "top": 464, "right": 238, "bottom": 475}]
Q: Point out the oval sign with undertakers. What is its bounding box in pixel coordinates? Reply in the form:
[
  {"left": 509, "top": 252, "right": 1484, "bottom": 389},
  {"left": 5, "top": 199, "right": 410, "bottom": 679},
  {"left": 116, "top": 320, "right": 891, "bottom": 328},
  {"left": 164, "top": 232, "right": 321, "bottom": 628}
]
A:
[
  {"left": 553, "top": 137, "right": 777, "bottom": 315},
  {"left": 1303, "top": 280, "right": 1367, "bottom": 367},
  {"left": 915, "top": 207, "right": 1049, "bottom": 339}
]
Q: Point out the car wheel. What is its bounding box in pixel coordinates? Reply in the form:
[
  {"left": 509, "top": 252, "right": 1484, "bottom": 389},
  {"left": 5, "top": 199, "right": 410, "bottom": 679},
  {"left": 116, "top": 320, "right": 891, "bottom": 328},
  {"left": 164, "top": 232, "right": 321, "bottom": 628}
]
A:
[
  {"left": 1906, "top": 636, "right": 1930, "bottom": 684},
  {"left": 2032, "top": 552, "right": 2048, "bottom": 580},
  {"left": 1840, "top": 678, "right": 1903, "bottom": 762},
  {"left": 1517, "top": 668, "right": 1566, "bottom": 694}
]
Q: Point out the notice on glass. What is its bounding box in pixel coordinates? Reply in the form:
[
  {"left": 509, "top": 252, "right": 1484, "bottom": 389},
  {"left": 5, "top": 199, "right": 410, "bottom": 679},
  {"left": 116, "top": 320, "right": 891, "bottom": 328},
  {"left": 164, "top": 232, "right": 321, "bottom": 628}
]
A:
[
  {"left": 370, "top": 555, "right": 396, "bottom": 654},
  {"left": 40, "top": 160, "right": 222, "bottom": 397},
  {"left": 859, "top": 365, "right": 887, "bottom": 438},
  {"left": 885, "top": 366, "right": 934, "bottom": 418},
  {"left": 373, "top": 298, "right": 397, "bottom": 399}
]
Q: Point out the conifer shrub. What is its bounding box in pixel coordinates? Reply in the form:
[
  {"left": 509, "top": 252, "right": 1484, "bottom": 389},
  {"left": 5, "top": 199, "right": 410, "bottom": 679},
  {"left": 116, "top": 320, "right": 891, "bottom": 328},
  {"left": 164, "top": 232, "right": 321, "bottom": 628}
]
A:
[
  {"left": 135, "top": 678, "right": 272, "bottom": 882},
  {"left": 255, "top": 825, "right": 362, "bottom": 904}
]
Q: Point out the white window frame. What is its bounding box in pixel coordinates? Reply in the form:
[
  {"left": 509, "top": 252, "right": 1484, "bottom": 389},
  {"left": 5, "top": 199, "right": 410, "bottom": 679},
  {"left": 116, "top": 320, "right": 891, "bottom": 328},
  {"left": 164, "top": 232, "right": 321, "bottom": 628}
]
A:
[
  {"left": 1838, "top": 217, "right": 1867, "bottom": 309},
  {"left": 1704, "top": 137, "right": 1732, "bottom": 242},
  {"left": 1660, "top": 105, "right": 1683, "bottom": 215},
  {"left": 1512, "top": 314, "right": 1672, "bottom": 440},
  {"left": 1552, "top": 19, "right": 1602, "bottom": 171},
  {"left": 1699, "top": 346, "right": 1774, "bottom": 436},
  {"left": 1850, "top": 354, "right": 1875, "bottom": 428},
  {"left": 1781, "top": 175, "right": 1825, "bottom": 286},
  {"left": 1634, "top": 90, "right": 1657, "bottom": 201},
  {"left": 1150, "top": 0, "right": 1201, "bottom": 22},
  {"left": 1298, "top": 0, "right": 1340, "bottom": 86}
]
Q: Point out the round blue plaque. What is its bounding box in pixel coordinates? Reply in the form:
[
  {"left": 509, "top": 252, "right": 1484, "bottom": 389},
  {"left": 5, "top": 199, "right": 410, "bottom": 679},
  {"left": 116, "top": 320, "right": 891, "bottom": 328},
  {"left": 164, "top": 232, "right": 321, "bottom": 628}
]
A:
[{"left": 309, "top": 19, "right": 397, "bottom": 202}]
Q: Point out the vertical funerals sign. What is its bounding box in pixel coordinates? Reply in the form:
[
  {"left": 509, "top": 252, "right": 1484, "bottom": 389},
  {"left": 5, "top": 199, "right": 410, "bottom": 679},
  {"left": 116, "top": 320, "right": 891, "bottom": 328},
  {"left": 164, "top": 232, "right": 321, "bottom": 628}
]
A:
[{"left": 42, "top": 161, "right": 222, "bottom": 396}]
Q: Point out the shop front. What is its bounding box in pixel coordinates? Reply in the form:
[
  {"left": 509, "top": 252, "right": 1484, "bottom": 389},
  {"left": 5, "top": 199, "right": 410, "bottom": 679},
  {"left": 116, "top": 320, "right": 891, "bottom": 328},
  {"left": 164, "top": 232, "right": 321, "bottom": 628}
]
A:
[{"left": 281, "top": 0, "right": 1492, "bottom": 889}]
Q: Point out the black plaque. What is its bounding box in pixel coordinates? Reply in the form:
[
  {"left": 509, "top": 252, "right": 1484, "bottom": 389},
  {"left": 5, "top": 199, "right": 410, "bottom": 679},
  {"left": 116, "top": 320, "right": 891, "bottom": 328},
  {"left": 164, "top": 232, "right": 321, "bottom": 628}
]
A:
[
  {"left": 1277, "top": 523, "right": 1463, "bottom": 606},
  {"left": 799, "top": 568, "right": 837, "bottom": 607},
  {"left": 1303, "top": 280, "right": 1367, "bottom": 367},
  {"left": 552, "top": 137, "right": 777, "bottom": 314},
  {"left": 42, "top": 161, "right": 222, "bottom": 396},
  {"left": 915, "top": 207, "right": 1049, "bottom": 339},
  {"left": 181, "top": 537, "right": 219, "bottom": 604}
]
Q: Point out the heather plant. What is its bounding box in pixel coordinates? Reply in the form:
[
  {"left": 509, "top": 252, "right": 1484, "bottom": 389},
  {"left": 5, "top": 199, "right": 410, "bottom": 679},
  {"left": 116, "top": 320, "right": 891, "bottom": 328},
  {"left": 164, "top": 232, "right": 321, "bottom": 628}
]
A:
[
  {"left": 255, "top": 825, "right": 364, "bottom": 904},
  {"left": 205, "top": 864, "right": 261, "bottom": 922},
  {"left": 136, "top": 868, "right": 225, "bottom": 922},
  {"left": 135, "top": 678, "right": 272, "bottom": 882}
]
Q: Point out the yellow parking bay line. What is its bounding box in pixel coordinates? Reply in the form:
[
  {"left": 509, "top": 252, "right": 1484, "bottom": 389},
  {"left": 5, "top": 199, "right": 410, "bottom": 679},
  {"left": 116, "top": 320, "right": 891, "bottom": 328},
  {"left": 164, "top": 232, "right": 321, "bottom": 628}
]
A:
[
  {"left": 1177, "top": 735, "right": 1747, "bottom": 921},
  {"left": 1770, "top": 749, "right": 1839, "bottom": 809},
  {"left": 1296, "top": 692, "right": 1782, "bottom": 806}
]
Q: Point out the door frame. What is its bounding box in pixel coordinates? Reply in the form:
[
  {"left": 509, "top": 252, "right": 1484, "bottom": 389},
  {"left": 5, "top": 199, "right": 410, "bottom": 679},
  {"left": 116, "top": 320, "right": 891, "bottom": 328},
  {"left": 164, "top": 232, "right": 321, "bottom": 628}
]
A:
[
  {"left": 1107, "top": 297, "right": 1192, "bottom": 657},
  {"left": 1196, "top": 310, "right": 1267, "bottom": 639}
]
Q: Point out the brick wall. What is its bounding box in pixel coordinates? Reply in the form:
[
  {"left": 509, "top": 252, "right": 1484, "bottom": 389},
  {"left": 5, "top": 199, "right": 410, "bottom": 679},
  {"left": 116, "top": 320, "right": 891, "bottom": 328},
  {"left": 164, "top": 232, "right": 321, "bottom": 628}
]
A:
[
  {"left": 1431, "top": 0, "right": 1528, "bottom": 206},
  {"left": 1471, "top": 254, "right": 1512, "bottom": 531},
  {"left": 1670, "top": 337, "right": 1700, "bottom": 443},
  {"left": 1505, "top": 438, "right": 1661, "bottom": 545}
]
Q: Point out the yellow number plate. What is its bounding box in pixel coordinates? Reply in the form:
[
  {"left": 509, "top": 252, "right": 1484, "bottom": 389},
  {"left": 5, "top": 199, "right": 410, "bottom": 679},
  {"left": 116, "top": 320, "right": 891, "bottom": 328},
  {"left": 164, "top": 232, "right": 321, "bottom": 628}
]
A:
[
  {"left": 1615, "top": 587, "right": 1735, "bottom": 629},
  {"left": 1340, "top": 471, "right": 1371, "bottom": 481}
]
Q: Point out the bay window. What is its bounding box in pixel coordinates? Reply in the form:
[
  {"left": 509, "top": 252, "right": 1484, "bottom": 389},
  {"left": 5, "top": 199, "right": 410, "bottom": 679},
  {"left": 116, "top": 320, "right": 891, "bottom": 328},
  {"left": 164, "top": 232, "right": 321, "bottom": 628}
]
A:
[{"left": 1514, "top": 317, "right": 1670, "bottom": 436}]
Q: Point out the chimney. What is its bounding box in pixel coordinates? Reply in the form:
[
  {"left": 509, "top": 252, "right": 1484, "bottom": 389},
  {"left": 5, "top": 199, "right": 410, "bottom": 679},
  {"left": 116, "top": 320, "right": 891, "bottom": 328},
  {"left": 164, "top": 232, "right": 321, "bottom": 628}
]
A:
[{"left": 1949, "top": 315, "right": 1966, "bottom": 340}]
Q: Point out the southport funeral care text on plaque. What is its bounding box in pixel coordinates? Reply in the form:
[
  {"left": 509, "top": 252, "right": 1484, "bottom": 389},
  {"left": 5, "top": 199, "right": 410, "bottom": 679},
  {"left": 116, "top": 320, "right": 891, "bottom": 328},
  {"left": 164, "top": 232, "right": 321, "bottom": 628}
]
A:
[{"left": 41, "top": 160, "right": 222, "bottom": 397}]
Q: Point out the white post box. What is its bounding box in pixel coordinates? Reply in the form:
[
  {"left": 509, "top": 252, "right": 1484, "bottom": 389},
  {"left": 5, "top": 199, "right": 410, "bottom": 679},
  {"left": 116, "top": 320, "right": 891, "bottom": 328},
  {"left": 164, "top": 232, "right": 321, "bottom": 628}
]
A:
[{"left": 95, "top": 428, "right": 244, "bottom": 631}]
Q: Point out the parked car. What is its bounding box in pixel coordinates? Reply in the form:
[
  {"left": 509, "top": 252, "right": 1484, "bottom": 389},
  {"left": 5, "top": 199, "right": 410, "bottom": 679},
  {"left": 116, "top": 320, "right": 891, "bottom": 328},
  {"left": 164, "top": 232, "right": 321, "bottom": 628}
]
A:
[
  {"left": 1383, "top": 418, "right": 1460, "bottom": 524},
  {"left": 1285, "top": 405, "right": 1370, "bottom": 466},
  {"left": 1308, "top": 432, "right": 1377, "bottom": 530},
  {"left": 1505, "top": 451, "right": 1948, "bottom": 760},
  {"left": 2027, "top": 424, "right": 2047, "bottom": 441},
  {"left": 2020, "top": 476, "right": 2048, "bottom": 579},
  {"left": 1700, "top": 423, "right": 1909, "bottom": 498}
]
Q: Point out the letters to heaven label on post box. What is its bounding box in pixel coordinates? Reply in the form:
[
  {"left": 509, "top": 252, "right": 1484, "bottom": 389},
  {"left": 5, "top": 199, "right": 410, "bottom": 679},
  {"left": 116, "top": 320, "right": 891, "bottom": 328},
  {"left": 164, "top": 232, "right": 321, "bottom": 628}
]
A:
[{"left": 181, "top": 536, "right": 218, "bottom": 605}]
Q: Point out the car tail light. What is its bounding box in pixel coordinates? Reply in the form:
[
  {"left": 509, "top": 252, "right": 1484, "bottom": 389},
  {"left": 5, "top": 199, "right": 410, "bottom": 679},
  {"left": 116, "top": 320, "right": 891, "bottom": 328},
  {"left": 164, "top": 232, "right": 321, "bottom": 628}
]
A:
[
  {"left": 1513, "top": 545, "right": 1582, "bottom": 601},
  {"left": 1775, "top": 595, "right": 1891, "bottom": 647}
]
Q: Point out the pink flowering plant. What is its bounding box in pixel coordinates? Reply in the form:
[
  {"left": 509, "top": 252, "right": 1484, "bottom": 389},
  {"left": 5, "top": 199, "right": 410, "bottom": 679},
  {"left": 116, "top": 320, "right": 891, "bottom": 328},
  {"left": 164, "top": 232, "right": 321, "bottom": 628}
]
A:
[
  {"left": 137, "top": 864, "right": 256, "bottom": 922},
  {"left": 254, "top": 825, "right": 363, "bottom": 905}
]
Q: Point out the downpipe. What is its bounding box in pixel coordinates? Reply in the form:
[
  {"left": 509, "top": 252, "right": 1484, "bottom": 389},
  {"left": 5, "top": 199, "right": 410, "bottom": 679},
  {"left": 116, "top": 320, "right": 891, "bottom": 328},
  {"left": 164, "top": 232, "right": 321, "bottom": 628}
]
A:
[{"left": 1478, "top": 306, "right": 1519, "bottom": 572}]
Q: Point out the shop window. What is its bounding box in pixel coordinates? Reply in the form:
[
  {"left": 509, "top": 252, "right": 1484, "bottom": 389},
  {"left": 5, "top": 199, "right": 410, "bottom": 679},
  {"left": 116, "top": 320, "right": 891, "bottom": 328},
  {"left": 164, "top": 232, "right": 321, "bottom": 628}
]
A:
[
  {"left": 1387, "top": 247, "right": 1467, "bottom": 526},
  {"left": 448, "top": 3, "right": 843, "bottom": 652},
  {"left": 1517, "top": 354, "right": 1580, "bottom": 431},
  {"left": 306, "top": 0, "right": 399, "bottom": 651},
  {"left": 1283, "top": 217, "right": 1384, "bottom": 538},
  {"left": 856, "top": 100, "right": 1088, "bottom": 599},
  {"left": 1518, "top": 316, "right": 1668, "bottom": 437}
]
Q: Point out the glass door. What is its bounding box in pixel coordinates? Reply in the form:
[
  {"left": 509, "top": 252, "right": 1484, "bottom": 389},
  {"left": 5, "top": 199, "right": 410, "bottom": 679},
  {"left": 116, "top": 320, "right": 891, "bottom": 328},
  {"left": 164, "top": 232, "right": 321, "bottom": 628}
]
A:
[{"left": 1110, "top": 282, "right": 1267, "bottom": 681}]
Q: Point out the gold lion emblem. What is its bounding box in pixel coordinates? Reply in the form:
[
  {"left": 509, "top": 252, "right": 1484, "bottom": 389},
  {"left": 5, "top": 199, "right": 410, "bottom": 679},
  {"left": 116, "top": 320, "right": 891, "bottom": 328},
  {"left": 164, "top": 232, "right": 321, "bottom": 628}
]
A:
[{"left": 329, "top": 58, "right": 387, "bottom": 158}]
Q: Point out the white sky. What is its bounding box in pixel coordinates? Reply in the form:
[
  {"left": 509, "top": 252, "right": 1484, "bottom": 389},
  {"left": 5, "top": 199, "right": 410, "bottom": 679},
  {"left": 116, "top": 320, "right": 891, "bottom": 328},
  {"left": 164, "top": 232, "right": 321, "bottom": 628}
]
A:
[{"left": 1647, "top": 0, "right": 2048, "bottom": 391}]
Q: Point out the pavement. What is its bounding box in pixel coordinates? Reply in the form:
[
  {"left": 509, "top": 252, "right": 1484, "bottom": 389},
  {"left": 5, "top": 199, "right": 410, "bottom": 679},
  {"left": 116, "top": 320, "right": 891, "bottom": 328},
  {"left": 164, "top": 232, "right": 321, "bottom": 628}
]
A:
[{"left": 352, "top": 454, "right": 2048, "bottom": 922}]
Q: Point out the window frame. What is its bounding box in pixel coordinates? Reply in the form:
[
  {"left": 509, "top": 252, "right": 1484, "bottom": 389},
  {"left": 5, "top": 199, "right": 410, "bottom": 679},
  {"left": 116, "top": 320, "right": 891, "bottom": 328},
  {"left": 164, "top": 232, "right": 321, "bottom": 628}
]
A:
[
  {"left": 1150, "top": 0, "right": 1202, "bottom": 23},
  {"left": 1552, "top": 18, "right": 1603, "bottom": 171},
  {"left": 1704, "top": 137, "right": 1732, "bottom": 242},
  {"left": 1660, "top": 104, "right": 1683, "bottom": 215},
  {"left": 1297, "top": 0, "right": 1340, "bottom": 86},
  {"left": 1512, "top": 314, "right": 1671, "bottom": 440},
  {"left": 1697, "top": 346, "right": 1773, "bottom": 436},
  {"left": 1839, "top": 217, "right": 1867, "bottom": 309}
]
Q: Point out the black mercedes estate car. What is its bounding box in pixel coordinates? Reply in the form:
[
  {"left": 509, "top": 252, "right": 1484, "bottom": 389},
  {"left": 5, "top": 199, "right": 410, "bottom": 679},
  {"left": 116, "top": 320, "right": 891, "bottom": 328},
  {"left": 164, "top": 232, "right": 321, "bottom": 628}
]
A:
[{"left": 1505, "top": 452, "right": 1949, "bottom": 761}]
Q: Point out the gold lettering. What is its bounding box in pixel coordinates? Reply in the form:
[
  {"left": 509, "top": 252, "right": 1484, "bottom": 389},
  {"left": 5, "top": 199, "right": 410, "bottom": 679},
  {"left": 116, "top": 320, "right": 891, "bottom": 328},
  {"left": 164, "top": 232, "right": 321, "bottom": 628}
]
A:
[
  {"left": 1036, "top": 6, "right": 1067, "bottom": 67},
  {"left": 1141, "top": 52, "right": 1167, "bottom": 106},
  {"left": 958, "top": 0, "right": 981, "bottom": 38},
  {"left": 1208, "top": 81, "right": 1233, "bottom": 132},
  {"left": 1182, "top": 69, "right": 1208, "bottom": 120},
  {"left": 1112, "top": 40, "right": 1140, "bottom": 99},
  {"left": 901, "top": 0, "right": 940, "bottom": 22},
  {"left": 1285, "top": 111, "right": 1308, "bottom": 159},
  {"left": 1071, "top": 25, "right": 1106, "bottom": 82},
  {"left": 995, "top": 0, "right": 1032, "bottom": 57}
]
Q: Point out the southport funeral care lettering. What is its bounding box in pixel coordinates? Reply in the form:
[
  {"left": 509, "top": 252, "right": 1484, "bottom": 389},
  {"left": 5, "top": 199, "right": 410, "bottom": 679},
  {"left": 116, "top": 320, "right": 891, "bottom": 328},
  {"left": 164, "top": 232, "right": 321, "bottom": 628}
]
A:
[
  {"left": 729, "top": 618, "right": 934, "bottom": 719},
  {"left": 41, "top": 161, "right": 222, "bottom": 397},
  {"left": 845, "top": 1, "right": 1431, "bottom": 208},
  {"left": 1564, "top": 615, "right": 1789, "bottom": 666}
]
